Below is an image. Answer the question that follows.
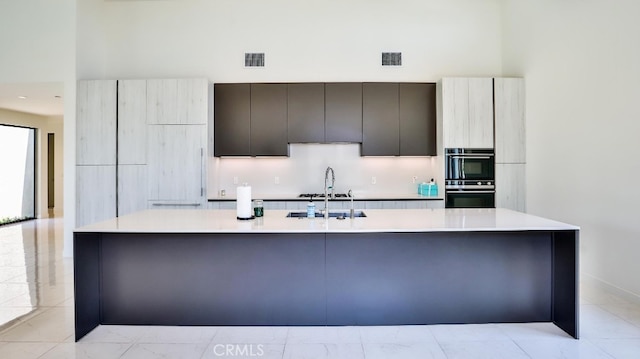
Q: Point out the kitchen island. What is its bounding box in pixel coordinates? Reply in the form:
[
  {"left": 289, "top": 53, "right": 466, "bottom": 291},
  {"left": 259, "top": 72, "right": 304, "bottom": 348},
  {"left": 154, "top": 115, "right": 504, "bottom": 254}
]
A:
[{"left": 74, "top": 208, "right": 579, "bottom": 340}]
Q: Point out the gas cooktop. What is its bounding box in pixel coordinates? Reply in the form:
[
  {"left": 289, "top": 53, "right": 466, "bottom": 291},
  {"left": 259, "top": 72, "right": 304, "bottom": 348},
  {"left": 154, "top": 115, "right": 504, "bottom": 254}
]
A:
[{"left": 298, "top": 193, "right": 349, "bottom": 198}]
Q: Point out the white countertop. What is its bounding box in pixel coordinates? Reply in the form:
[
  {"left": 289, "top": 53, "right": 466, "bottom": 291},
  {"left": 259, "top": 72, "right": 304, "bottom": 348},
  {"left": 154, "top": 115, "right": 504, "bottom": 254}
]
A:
[{"left": 76, "top": 208, "right": 579, "bottom": 234}]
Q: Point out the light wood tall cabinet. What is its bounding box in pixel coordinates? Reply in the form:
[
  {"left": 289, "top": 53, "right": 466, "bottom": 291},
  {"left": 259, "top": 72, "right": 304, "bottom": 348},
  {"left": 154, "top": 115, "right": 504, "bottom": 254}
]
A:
[
  {"left": 441, "top": 78, "right": 493, "bottom": 149},
  {"left": 494, "top": 78, "right": 526, "bottom": 212},
  {"left": 76, "top": 80, "right": 117, "bottom": 227},
  {"left": 76, "top": 78, "right": 209, "bottom": 226}
]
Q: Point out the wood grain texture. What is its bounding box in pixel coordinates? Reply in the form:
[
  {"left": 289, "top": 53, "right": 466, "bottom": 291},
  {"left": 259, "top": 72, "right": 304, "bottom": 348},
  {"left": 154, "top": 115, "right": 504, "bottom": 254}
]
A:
[
  {"left": 117, "top": 164, "right": 148, "bottom": 217},
  {"left": 76, "top": 165, "right": 116, "bottom": 227},
  {"left": 496, "top": 163, "right": 526, "bottom": 212},
  {"left": 495, "top": 78, "right": 526, "bottom": 163},
  {"left": 118, "top": 80, "right": 147, "bottom": 165},
  {"left": 76, "top": 80, "right": 117, "bottom": 165},
  {"left": 467, "top": 78, "right": 494, "bottom": 148},
  {"left": 442, "top": 78, "right": 469, "bottom": 148},
  {"left": 147, "top": 124, "right": 206, "bottom": 203}
]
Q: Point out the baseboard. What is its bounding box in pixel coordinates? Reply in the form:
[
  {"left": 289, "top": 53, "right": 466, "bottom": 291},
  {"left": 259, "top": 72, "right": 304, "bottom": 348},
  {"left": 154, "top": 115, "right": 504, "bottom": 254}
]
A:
[{"left": 581, "top": 272, "right": 640, "bottom": 305}]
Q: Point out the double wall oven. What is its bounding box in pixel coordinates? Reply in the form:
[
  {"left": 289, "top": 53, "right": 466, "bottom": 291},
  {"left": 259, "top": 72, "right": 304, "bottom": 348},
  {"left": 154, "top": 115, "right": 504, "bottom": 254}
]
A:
[{"left": 445, "top": 148, "right": 495, "bottom": 208}]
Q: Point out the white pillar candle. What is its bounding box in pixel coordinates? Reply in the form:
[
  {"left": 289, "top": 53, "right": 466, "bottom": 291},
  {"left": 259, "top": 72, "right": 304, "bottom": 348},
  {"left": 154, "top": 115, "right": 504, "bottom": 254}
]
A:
[{"left": 236, "top": 184, "right": 252, "bottom": 219}]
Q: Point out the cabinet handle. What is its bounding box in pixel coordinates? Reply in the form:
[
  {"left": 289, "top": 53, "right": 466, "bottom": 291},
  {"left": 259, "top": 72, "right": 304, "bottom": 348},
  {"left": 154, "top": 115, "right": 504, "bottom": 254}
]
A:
[
  {"left": 200, "top": 147, "right": 204, "bottom": 197},
  {"left": 152, "top": 203, "right": 202, "bottom": 207}
]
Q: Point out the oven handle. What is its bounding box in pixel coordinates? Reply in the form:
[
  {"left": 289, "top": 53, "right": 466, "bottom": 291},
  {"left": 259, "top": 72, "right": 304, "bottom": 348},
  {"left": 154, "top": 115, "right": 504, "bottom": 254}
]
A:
[{"left": 448, "top": 156, "right": 493, "bottom": 159}]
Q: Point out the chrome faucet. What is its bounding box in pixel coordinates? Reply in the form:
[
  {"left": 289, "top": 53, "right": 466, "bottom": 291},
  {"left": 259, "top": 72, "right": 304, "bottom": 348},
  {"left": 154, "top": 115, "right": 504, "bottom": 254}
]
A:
[
  {"left": 348, "top": 189, "right": 354, "bottom": 219},
  {"left": 324, "top": 166, "right": 335, "bottom": 219}
]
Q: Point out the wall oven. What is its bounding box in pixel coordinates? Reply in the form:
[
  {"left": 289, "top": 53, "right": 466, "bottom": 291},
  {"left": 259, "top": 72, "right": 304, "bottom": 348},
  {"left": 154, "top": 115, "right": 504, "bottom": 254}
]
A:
[{"left": 445, "top": 148, "right": 495, "bottom": 208}]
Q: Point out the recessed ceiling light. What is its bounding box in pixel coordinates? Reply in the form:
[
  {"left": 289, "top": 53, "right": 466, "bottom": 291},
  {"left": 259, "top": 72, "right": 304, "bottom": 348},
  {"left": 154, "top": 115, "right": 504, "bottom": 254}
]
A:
[
  {"left": 55, "top": 95, "right": 62, "bottom": 99},
  {"left": 18, "top": 96, "right": 27, "bottom": 100}
]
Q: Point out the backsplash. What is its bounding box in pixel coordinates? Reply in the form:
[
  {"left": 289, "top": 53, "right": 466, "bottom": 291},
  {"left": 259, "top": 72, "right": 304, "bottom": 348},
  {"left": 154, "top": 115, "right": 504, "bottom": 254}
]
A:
[{"left": 208, "top": 144, "right": 442, "bottom": 198}]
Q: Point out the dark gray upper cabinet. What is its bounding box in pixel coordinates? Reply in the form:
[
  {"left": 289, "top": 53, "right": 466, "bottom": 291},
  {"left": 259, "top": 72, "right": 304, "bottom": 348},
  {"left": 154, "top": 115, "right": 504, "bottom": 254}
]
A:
[
  {"left": 251, "top": 84, "right": 288, "bottom": 156},
  {"left": 400, "top": 83, "right": 436, "bottom": 156},
  {"left": 325, "top": 83, "right": 363, "bottom": 143},
  {"left": 288, "top": 83, "right": 325, "bottom": 143},
  {"left": 363, "top": 83, "right": 400, "bottom": 156},
  {"left": 214, "top": 84, "right": 250, "bottom": 156}
]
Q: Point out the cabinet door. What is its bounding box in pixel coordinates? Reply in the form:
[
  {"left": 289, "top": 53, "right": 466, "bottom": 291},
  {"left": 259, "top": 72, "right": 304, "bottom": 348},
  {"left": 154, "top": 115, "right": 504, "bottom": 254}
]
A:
[
  {"left": 362, "top": 83, "right": 399, "bottom": 156},
  {"left": 288, "top": 83, "right": 325, "bottom": 143},
  {"left": 118, "top": 80, "right": 147, "bottom": 165},
  {"left": 147, "top": 124, "right": 206, "bottom": 203},
  {"left": 250, "top": 84, "right": 288, "bottom": 156},
  {"left": 495, "top": 163, "right": 526, "bottom": 212},
  {"left": 467, "top": 78, "right": 494, "bottom": 148},
  {"left": 147, "top": 79, "right": 207, "bottom": 125},
  {"left": 441, "top": 78, "right": 469, "bottom": 149},
  {"left": 399, "top": 83, "right": 436, "bottom": 156},
  {"left": 76, "top": 80, "right": 117, "bottom": 165},
  {"left": 117, "top": 164, "right": 147, "bottom": 216},
  {"left": 495, "top": 78, "right": 525, "bottom": 163},
  {"left": 325, "top": 83, "right": 363, "bottom": 143},
  {"left": 76, "top": 165, "right": 116, "bottom": 227},
  {"left": 214, "top": 84, "right": 251, "bottom": 156}
]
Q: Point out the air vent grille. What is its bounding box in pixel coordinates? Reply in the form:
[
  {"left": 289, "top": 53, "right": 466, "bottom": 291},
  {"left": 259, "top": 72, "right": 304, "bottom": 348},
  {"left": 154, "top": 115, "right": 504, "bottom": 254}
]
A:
[
  {"left": 245, "top": 53, "right": 265, "bottom": 67},
  {"left": 382, "top": 52, "right": 402, "bottom": 66}
]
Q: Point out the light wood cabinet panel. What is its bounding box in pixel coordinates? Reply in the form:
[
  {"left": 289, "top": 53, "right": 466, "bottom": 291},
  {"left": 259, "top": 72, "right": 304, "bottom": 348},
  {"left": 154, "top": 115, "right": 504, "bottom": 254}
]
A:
[
  {"left": 495, "top": 78, "right": 525, "bottom": 163},
  {"left": 442, "top": 78, "right": 469, "bottom": 149},
  {"left": 467, "top": 78, "right": 494, "bottom": 148},
  {"left": 496, "top": 163, "right": 526, "bottom": 212},
  {"left": 76, "top": 165, "right": 116, "bottom": 227},
  {"left": 118, "top": 80, "right": 147, "bottom": 165},
  {"left": 117, "top": 164, "right": 148, "bottom": 216},
  {"left": 147, "top": 124, "right": 206, "bottom": 203},
  {"left": 441, "top": 78, "right": 493, "bottom": 149},
  {"left": 76, "top": 80, "right": 117, "bottom": 165},
  {"left": 147, "top": 79, "right": 208, "bottom": 125}
]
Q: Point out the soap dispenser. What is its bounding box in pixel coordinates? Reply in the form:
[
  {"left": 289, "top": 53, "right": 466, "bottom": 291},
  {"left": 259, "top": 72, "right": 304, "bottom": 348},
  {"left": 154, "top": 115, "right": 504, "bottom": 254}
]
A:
[{"left": 307, "top": 200, "right": 316, "bottom": 218}]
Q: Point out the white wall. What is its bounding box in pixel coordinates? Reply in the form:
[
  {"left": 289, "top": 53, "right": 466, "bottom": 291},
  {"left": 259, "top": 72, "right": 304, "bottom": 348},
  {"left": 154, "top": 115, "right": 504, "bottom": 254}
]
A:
[
  {"left": 78, "top": 0, "right": 503, "bottom": 81},
  {"left": 502, "top": 0, "right": 640, "bottom": 300},
  {"left": 211, "top": 144, "right": 440, "bottom": 198},
  {"left": 0, "top": 110, "right": 64, "bottom": 218}
]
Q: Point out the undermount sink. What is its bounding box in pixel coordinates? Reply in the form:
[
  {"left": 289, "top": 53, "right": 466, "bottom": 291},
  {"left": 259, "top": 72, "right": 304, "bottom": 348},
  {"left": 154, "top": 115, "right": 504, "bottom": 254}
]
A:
[{"left": 286, "top": 211, "right": 367, "bottom": 219}]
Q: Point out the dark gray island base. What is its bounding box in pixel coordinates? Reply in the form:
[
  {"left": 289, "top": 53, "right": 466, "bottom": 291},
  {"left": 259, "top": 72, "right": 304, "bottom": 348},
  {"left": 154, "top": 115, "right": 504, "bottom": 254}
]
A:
[{"left": 74, "top": 229, "right": 578, "bottom": 341}]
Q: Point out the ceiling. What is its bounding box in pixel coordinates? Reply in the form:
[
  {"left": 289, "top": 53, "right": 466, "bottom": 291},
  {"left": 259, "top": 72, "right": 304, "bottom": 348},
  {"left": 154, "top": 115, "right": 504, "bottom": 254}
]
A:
[{"left": 0, "top": 82, "right": 64, "bottom": 117}]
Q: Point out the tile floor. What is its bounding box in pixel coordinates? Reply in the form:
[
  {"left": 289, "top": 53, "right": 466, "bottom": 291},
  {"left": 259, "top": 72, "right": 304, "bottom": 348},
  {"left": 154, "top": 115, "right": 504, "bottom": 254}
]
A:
[{"left": 1, "top": 218, "right": 640, "bottom": 358}]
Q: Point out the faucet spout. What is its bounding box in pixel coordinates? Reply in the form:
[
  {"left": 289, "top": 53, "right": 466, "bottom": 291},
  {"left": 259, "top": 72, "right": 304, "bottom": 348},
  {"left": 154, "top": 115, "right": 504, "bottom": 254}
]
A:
[{"left": 324, "top": 167, "right": 335, "bottom": 219}]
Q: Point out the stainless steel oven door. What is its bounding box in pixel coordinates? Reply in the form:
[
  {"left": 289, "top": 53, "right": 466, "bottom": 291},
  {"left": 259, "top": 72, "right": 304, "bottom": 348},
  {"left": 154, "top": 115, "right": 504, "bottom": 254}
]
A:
[
  {"left": 446, "top": 155, "right": 495, "bottom": 181},
  {"left": 445, "top": 191, "right": 495, "bottom": 208}
]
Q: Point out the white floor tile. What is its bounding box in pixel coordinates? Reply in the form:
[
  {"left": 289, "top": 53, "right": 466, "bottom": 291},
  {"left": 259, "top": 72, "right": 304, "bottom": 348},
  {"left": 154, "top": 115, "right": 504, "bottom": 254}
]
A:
[
  {"left": 581, "top": 306, "right": 640, "bottom": 339},
  {"left": 515, "top": 338, "right": 614, "bottom": 359},
  {"left": 137, "top": 325, "right": 217, "bottom": 344},
  {"left": 212, "top": 326, "right": 288, "bottom": 344},
  {"left": 430, "top": 323, "right": 511, "bottom": 342},
  {"left": 38, "top": 342, "right": 132, "bottom": 359},
  {"left": 0, "top": 307, "right": 73, "bottom": 342},
  {"left": 283, "top": 343, "right": 364, "bottom": 359},
  {"left": 0, "top": 342, "right": 56, "bottom": 359},
  {"left": 591, "top": 339, "right": 640, "bottom": 359},
  {"left": 496, "top": 322, "right": 574, "bottom": 340},
  {"left": 78, "top": 325, "right": 145, "bottom": 344},
  {"left": 439, "top": 340, "right": 530, "bottom": 359},
  {"left": 359, "top": 325, "right": 436, "bottom": 344},
  {"left": 120, "top": 343, "right": 207, "bottom": 359},
  {"left": 363, "top": 342, "right": 447, "bottom": 359},
  {"left": 287, "top": 326, "right": 360, "bottom": 344}
]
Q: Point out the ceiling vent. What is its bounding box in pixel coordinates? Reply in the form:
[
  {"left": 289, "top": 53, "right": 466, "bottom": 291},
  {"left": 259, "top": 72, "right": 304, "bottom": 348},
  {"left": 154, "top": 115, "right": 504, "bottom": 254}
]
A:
[
  {"left": 245, "top": 53, "right": 265, "bottom": 67},
  {"left": 382, "top": 52, "right": 402, "bottom": 66}
]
